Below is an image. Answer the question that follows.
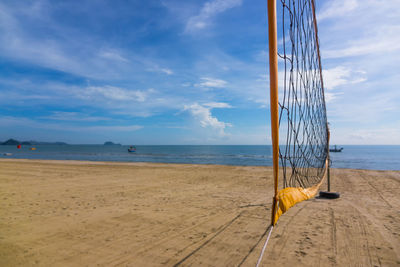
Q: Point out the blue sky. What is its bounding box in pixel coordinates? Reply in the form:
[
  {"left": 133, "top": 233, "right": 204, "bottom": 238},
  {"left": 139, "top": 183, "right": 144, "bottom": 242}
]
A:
[{"left": 0, "top": 0, "right": 399, "bottom": 145}]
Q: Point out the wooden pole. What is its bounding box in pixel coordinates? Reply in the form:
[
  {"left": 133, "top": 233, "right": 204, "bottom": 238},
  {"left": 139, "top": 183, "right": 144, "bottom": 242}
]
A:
[{"left": 267, "top": 0, "right": 279, "bottom": 226}]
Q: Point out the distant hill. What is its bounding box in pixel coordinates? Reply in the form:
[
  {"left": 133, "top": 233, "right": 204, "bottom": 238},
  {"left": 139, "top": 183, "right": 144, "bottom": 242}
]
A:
[
  {"left": 29, "top": 141, "right": 68, "bottom": 145},
  {"left": 0, "top": 138, "right": 67, "bottom": 145},
  {"left": 104, "top": 141, "right": 121, "bottom": 146},
  {"left": 1, "top": 139, "right": 22, "bottom": 145}
]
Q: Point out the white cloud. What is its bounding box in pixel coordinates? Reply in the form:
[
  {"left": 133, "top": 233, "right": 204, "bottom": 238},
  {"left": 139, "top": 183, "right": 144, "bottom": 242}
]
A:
[
  {"left": 0, "top": 3, "right": 82, "bottom": 75},
  {"left": 0, "top": 115, "right": 142, "bottom": 133},
  {"left": 319, "top": 0, "right": 400, "bottom": 59},
  {"left": 273, "top": 66, "right": 365, "bottom": 104},
  {"left": 161, "top": 68, "right": 173, "bottom": 75},
  {"left": 322, "top": 26, "right": 400, "bottom": 59},
  {"left": 195, "top": 77, "right": 227, "bottom": 88},
  {"left": 0, "top": 77, "right": 184, "bottom": 118},
  {"left": 204, "top": 102, "right": 232, "bottom": 108},
  {"left": 255, "top": 50, "right": 268, "bottom": 62},
  {"left": 82, "top": 86, "right": 152, "bottom": 102},
  {"left": 99, "top": 50, "right": 129, "bottom": 62},
  {"left": 146, "top": 65, "right": 174, "bottom": 75},
  {"left": 181, "top": 82, "right": 191, "bottom": 87},
  {"left": 323, "top": 66, "right": 366, "bottom": 90},
  {"left": 318, "top": 0, "right": 358, "bottom": 21},
  {"left": 41, "top": 112, "right": 110, "bottom": 122},
  {"left": 88, "top": 125, "right": 143, "bottom": 132},
  {"left": 185, "top": 0, "right": 242, "bottom": 32},
  {"left": 327, "top": 88, "right": 400, "bottom": 124},
  {"left": 324, "top": 92, "right": 343, "bottom": 103},
  {"left": 315, "top": 1, "right": 400, "bottom": 145},
  {"left": 0, "top": 2, "right": 172, "bottom": 80},
  {"left": 332, "top": 126, "right": 400, "bottom": 145},
  {"left": 184, "top": 103, "right": 232, "bottom": 137}
]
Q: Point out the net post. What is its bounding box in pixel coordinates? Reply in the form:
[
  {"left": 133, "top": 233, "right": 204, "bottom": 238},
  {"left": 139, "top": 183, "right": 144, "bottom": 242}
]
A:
[
  {"left": 327, "top": 124, "right": 331, "bottom": 192},
  {"left": 327, "top": 162, "right": 331, "bottom": 192},
  {"left": 267, "top": 0, "right": 279, "bottom": 226}
]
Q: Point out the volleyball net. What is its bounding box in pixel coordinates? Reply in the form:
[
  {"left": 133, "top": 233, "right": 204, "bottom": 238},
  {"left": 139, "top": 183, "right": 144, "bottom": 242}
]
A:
[{"left": 268, "top": 0, "right": 329, "bottom": 226}]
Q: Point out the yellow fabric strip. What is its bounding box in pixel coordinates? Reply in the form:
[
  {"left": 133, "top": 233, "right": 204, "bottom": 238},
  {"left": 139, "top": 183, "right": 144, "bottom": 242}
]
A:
[{"left": 273, "top": 161, "right": 328, "bottom": 225}]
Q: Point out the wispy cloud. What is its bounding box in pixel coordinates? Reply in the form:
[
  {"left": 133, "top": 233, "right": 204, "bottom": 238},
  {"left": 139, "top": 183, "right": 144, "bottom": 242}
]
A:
[
  {"left": 161, "top": 68, "right": 173, "bottom": 75},
  {"left": 0, "top": 115, "right": 143, "bottom": 133},
  {"left": 332, "top": 125, "right": 400, "bottom": 145},
  {"left": 319, "top": 0, "right": 400, "bottom": 59},
  {"left": 322, "top": 25, "right": 400, "bottom": 59},
  {"left": 0, "top": 2, "right": 174, "bottom": 80},
  {"left": 146, "top": 65, "right": 174, "bottom": 75},
  {"left": 324, "top": 92, "right": 343, "bottom": 103},
  {"left": 323, "top": 66, "right": 366, "bottom": 90},
  {"left": 318, "top": 0, "right": 358, "bottom": 21},
  {"left": 204, "top": 102, "right": 232, "bottom": 108},
  {"left": 185, "top": 0, "right": 242, "bottom": 32},
  {"left": 99, "top": 50, "right": 129, "bottom": 62},
  {"left": 195, "top": 77, "right": 227, "bottom": 88},
  {"left": 315, "top": 0, "right": 400, "bottom": 144},
  {"left": 82, "top": 86, "right": 152, "bottom": 102},
  {"left": 88, "top": 125, "right": 143, "bottom": 132},
  {"left": 0, "top": 76, "right": 184, "bottom": 118},
  {"left": 41, "top": 112, "right": 110, "bottom": 122}
]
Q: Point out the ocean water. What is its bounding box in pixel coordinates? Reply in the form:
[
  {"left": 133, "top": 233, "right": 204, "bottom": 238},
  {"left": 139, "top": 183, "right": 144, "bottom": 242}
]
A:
[{"left": 0, "top": 145, "right": 399, "bottom": 171}]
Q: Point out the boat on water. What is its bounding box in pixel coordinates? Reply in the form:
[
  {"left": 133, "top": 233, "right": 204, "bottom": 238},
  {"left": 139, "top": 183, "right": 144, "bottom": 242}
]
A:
[
  {"left": 329, "top": 145, "right": 343, "bottom": 152},
  {"left": 30, "top": 147, "right": 36, "bottom": 150},
  {"left": 128, "top": 146, "right": 136, "bottom": 153}
]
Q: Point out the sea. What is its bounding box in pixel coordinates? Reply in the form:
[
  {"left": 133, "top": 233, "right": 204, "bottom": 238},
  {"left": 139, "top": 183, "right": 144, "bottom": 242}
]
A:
[{"left": 0, "top": 145, "right": 399, "bottom": 171}]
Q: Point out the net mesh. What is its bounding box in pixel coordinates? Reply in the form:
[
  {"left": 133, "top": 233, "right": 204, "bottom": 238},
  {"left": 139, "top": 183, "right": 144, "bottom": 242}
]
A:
[{"left": 278, "top": 0, "right": 328, "bottom": 189}]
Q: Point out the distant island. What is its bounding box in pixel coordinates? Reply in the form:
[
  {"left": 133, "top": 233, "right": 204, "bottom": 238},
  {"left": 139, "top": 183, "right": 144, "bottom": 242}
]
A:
[
  {"left": 0, "top": 138, "right": 124, "bottom": 146},
  {"left": 0, "top": 138, "right": 68, "bottom": 146},
  {"left": 103, "top": 141, "right": 121, "bottom": 146}
]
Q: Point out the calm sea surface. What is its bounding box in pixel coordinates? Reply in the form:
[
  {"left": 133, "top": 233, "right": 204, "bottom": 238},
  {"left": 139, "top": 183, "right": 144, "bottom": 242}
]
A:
[{"left": 0, "top": 145, "right": 399, "bottom": 171}]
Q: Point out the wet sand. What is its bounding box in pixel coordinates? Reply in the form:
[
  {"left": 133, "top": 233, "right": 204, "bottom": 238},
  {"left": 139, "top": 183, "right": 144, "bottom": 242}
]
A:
[{"left": 0, "top": 159, "right": 399, "bottom": 266}]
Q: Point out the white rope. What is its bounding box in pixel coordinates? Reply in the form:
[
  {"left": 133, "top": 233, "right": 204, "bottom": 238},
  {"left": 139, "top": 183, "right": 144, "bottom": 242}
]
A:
[{"left": 255, "top": 225, "right": 274, "bottom": 267}]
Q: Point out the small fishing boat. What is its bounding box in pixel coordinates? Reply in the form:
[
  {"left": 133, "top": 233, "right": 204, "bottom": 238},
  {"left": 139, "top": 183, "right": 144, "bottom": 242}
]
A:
[
  {"left": 3, "top": 153, "right": 12, "bottom": 156},
  {"left": 128, "top": 146, "right": 136, "bottom": 153},
  {"left": 30, "top": 147, "right": 37, "bottom": 150},
  {"left": 329, "top": 145, "right": 343, "bottom": 152}
]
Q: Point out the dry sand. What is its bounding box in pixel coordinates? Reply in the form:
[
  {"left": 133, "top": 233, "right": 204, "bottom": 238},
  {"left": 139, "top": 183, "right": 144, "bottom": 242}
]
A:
[{"left": 0, "top": 159, "right": 399, "bottom": 266}]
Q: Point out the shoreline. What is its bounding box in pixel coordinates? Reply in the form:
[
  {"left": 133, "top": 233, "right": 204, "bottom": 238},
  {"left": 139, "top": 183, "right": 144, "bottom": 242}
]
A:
[
  {"left": 0, "top": 158, "right": 269, "bottom": 169},
  {"left": 1, "top": 159, "right": 399, "bottom": 266},
  {"left": 1, "top": 158, "right": 398, "bottom": 171}
]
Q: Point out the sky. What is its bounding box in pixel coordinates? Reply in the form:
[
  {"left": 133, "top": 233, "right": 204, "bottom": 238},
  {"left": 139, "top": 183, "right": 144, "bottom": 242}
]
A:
[{"left": 0, "top": 0, "right": 399, "bottom": 145}]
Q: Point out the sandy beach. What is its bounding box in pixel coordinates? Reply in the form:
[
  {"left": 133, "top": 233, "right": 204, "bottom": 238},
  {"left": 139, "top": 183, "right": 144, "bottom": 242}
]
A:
[{"left": 0, "top": 159, "right": 399, "bottom": 266}]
